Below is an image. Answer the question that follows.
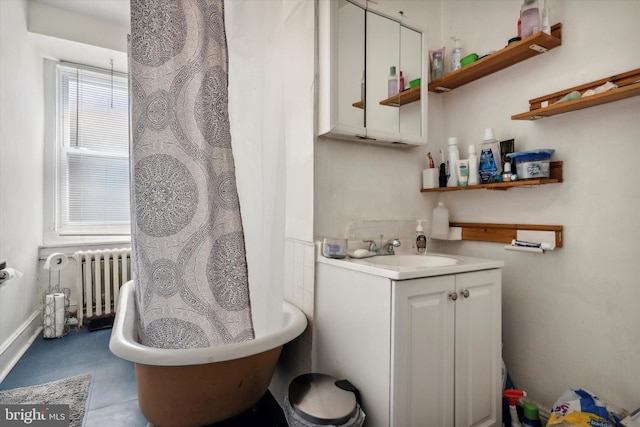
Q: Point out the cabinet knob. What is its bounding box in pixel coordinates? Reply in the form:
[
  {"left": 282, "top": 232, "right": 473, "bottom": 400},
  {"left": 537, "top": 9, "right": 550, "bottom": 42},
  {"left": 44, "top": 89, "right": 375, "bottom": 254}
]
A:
[
  {"left": 461, "top": 289, "right": 470, "bottom": 298},
  {"left": 449, "top": 292, "right": 458, "bottom": 301}
]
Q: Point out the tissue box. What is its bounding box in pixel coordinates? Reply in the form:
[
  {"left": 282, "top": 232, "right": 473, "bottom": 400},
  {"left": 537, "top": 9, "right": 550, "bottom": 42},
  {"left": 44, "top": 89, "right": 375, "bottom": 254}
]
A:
[{"left": 507, "top": 149, "right": 555, "bottom": 179}]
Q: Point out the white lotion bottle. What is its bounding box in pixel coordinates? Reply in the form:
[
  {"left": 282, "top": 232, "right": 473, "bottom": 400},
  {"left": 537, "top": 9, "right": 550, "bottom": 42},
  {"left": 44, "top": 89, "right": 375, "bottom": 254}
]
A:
[
  {"left": 468, "top": 144, "right": 479, "bottom": 185},
  {"left": 447, "top": 137, "right": 460, "bottom": 187},
  {"left": 451, "top": 37, "right": 462, "bottom": 72},
  {"left": 431, "top": 202, "right": 450, "bottom": 240},
  {"left": 416, "top": 220, "right": 427, "bottom": 254}
]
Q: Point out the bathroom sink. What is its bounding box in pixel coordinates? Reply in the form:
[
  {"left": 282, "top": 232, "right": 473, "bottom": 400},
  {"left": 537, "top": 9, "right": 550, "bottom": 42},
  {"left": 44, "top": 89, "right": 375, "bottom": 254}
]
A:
[
  {"left": 317, "top": 243, "right": 504, "bottom": 280},
  {"left": 365, "top": 254, "right": 460, "bottom": 268}
]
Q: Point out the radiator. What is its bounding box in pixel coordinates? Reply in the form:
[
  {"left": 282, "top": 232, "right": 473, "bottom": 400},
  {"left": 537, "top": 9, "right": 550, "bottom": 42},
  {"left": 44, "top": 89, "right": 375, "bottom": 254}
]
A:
[{"left": 73, "top": 248, "right": 132, "bottom": 328}]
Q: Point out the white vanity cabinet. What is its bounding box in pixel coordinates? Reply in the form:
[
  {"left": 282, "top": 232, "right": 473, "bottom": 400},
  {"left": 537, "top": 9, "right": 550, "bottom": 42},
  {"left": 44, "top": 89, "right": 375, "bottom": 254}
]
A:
[{"left": 314, "top": 262, "right": 502, "bottom": 427}]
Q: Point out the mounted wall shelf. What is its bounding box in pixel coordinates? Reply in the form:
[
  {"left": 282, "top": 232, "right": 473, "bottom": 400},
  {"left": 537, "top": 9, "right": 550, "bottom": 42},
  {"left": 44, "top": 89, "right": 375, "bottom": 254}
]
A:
[
  {"left": 448, "top": 222, "right": 563, "bottom": 248},
  {"left": 379, "top": 86, "right": 421, "bottom": 107},
  {"left": 428, "top": 23, "right": 562, "bottom": 93},
  {"left": 512, "top": 68, "right": 640, "bottom": 120},
  {"left": 421, "top": 161, "right": 563, "bottom": 192}
]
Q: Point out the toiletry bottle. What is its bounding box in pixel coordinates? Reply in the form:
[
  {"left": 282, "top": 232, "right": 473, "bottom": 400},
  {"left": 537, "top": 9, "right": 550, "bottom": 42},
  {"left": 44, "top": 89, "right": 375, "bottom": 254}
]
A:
[
  {"left": 431, "top": 50, "right": 443, "bottom": 80},
  {"left": 416, "top": 220, "right": 427, "bottom": 254},
  {"left": 468, "top": 145, "right": 479, "bottom": 185},
  {"left": 447, "top": 137, "right": 460, "bottom": 187},
  {"left": 478, "top": 128, "right": 502, "bottom": 183},
  {"left": 520, "top": 0, "right": 540, "bottom": 38},
  {"left": 399, "top": 71, "right": 405, "bottom": 92},
  {"left": 541, "top": 0, "right": 550, "bottom": 35},
  {"left": 502, "top": 162, "right": 512, "bottom": 182},
  {"left": 388, "top": 66, "right": 398, "bottom": 97},
  {"left": 431, "top": 202, "right": 450, "bottom": 240},
  {"left": 451, "top": 37, "right": 462, "bottom": 72},
  {"left": 457, "top": 159, "right": 469, "bottom": 186}
]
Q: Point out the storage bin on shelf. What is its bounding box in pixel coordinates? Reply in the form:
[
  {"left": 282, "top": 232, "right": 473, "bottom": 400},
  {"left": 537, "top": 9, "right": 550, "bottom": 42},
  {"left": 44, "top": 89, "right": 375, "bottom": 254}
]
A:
[{"left": 506, "top": 149, "right": 555, "bottom": 179}]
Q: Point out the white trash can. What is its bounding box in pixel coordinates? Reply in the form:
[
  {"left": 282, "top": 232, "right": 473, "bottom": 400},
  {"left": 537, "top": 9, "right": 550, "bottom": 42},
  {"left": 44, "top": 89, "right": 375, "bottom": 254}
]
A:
[{"left": 284, "top": 373, "right": 365, "bottom": 427}]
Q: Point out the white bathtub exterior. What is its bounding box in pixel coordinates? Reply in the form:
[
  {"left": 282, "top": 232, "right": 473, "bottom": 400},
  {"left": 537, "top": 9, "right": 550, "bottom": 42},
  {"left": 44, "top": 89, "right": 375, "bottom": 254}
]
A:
[{"left": 109, "top": 281, "right": 307, "bottom": 366}]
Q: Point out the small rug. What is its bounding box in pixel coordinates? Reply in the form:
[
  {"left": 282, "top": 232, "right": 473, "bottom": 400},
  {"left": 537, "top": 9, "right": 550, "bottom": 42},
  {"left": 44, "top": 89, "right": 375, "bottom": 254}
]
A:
[{"left": 0, "top": 373, "right": 91, "bottom": 427}]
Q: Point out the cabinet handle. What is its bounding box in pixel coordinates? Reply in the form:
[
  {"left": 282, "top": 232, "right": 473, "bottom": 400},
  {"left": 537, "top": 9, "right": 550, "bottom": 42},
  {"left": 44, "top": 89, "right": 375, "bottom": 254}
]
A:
[
  {"left": 449, "top": 292, "right": 458, "bottom": 301},
  {"left": 461, "top": 289, "right": 470, "bottom": 298}
]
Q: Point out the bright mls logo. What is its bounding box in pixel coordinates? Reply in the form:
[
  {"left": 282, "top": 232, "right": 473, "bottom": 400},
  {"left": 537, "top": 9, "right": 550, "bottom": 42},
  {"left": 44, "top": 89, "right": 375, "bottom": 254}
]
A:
[{"left": 0, "top": 405, "right": 69, "bottom": 426}]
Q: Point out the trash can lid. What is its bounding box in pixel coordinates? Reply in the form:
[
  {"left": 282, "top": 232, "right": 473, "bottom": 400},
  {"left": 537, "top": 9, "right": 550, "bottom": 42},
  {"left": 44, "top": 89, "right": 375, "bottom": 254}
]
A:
[{"left": 288, "top": 373, "right": 357, "bottom": 425}]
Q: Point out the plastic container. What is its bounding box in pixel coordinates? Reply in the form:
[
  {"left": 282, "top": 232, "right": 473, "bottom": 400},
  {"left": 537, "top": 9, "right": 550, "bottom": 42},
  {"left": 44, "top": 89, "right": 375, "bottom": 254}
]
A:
[
  {"left": 468, "top": 145, "right": 479, "bottom": 185},
  {"left": 460, "top": 53, "right": 478, "bottom": 67},
  {"left": 431, "top": 202, "right": 450, "bottom": 240},
  {"left": 506, "top": 149, "right": 555, "bottom": 179},
  {"left": 520, "top": 0, "right": 540, "bottom": 38},
  {"left": 399, "top": 71, "right": 405, "bottom": 92},
  {"left": 523, "top": 402, "right": 543, "bottom": 427},
  {"left": 388, "top": 66, "right": 398, "bottom": 97},
  {"left": 447, "top": 137, "right": 460, "bottom": 187}
]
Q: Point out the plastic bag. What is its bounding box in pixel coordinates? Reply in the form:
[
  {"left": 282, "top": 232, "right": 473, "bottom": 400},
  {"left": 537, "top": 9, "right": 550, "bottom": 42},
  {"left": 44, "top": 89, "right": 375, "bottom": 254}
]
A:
[{"left": 547, "top": 388, "right": 621, "bottom": 427}]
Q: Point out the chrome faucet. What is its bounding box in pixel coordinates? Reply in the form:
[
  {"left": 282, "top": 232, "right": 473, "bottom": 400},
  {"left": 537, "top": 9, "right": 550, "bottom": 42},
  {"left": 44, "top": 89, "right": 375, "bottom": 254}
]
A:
[{"left": 363, "top": 236, "right": 401, "bottom": 256}]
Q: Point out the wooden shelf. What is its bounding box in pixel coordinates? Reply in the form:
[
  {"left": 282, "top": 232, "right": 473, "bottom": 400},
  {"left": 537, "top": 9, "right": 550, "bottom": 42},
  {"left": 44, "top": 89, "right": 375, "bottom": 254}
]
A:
[
  {"left": 512, "top": 68, "right": 640, "bottom": 120},
  {"left": 352, "top": 100, "right": 364, "bottom": 109},
  {"left": 379, "top": 86, "right": 421, "bottom": 107},
  {"left": 420, "top": 161, "right": 562, "bottom": 192},
  {"left": 448, "top": 222, "right": 563, "bottom": 248},
  {"left": 428, "top": 23, "right": 562, "bottom": 93}
]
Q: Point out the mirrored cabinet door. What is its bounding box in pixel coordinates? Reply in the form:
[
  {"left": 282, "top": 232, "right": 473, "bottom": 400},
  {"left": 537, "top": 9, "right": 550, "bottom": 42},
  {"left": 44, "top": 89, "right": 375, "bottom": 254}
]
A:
[
  {"left": 365, "top": 10, "right": 400, "bottom": 137},
  {"left": 318, "top": 0, "right": 427, "bottom": 147},
  {"left": 337, "top": 0, "right": 365, "bottom": 133}
]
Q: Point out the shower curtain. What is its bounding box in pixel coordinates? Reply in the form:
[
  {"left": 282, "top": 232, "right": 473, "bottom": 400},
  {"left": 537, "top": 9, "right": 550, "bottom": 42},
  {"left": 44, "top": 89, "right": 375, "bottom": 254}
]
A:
[{"left": 129, "top": 0, "right": 255, "bottom": 348}]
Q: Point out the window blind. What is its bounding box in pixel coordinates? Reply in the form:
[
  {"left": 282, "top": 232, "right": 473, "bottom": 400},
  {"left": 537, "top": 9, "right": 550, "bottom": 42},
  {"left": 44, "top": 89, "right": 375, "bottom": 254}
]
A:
[{"left": 57, "top": 63, "right": 131, "bottom": 235}]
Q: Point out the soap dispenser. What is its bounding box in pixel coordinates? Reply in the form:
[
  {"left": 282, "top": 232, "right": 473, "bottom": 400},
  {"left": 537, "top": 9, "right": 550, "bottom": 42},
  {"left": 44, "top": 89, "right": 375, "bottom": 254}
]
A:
[{"left": 416, "top": 220, "right": 427, "bottom": 254}]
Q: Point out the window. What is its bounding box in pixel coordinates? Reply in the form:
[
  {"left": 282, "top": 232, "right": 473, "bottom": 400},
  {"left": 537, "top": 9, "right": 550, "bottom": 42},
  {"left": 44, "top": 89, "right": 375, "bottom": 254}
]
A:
[{"left": 56, "top": 63, "right": 130, "bottom": 235}]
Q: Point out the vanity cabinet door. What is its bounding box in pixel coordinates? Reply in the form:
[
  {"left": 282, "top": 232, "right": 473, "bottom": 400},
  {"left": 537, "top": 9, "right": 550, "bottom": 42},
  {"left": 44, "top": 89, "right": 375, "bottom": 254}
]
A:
[
  {"left": 391, "top": 269, "right": 502, "bottom": 427},
  {"left": 454, "top": 269, "right": 502, "bottom": 427},
  {"left": 392, "top": 275, "right": 456, "bottom": 427}
]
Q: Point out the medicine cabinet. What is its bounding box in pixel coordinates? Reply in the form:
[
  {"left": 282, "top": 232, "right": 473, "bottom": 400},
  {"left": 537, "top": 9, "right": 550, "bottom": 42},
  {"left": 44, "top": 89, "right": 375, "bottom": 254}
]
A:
[{"left": 318, "top": 0, "right": 428, "bottom": 148}]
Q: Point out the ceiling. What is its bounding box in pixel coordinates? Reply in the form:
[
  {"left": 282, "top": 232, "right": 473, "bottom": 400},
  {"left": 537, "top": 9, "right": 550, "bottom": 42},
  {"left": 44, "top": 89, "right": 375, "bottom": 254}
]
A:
[{"left": 30, "top": 0, "right": 130, "bottom": 27}]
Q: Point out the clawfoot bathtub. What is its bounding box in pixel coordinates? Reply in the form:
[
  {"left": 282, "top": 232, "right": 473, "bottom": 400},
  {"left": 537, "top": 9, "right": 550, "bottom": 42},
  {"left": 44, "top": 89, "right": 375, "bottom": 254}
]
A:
[{"left": 109, "top": 281, "right": 307, "bottom": 427}]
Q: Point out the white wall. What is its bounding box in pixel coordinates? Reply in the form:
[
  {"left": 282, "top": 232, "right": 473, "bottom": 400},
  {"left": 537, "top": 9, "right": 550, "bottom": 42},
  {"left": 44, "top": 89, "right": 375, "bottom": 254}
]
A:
[
  {"left": 0, "top": 0, "right": 45, "bottom": 375},
  {"left": 316, "top": 0, "right": 640, "bottom": 413},
  {"left": 437, "top": 0, "right": 640, "bottom": 412}
]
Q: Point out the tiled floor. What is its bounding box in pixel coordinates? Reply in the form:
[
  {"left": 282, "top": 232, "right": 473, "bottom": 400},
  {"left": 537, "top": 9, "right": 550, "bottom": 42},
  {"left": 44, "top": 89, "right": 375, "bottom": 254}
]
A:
[{"left": 0, "top": 327, "right": 288, "bottom": 426}]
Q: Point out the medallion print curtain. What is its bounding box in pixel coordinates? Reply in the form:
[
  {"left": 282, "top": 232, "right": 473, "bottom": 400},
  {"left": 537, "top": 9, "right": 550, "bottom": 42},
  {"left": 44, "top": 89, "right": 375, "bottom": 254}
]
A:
[{"left": 129, "top": 0, "right": 254, "bottom": 348}]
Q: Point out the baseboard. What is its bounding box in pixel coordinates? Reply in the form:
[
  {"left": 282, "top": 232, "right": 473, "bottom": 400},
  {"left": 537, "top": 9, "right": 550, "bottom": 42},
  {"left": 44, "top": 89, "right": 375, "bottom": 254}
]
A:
[{"left": 0, "top": 311, "right": 42, "bottom": 383}]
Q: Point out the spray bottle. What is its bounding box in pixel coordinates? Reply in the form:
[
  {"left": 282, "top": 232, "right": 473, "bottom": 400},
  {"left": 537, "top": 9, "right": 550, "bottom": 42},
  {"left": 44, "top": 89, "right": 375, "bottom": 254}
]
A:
[{"left": 503, "top": 389, "right": 526, "bottom": 427}]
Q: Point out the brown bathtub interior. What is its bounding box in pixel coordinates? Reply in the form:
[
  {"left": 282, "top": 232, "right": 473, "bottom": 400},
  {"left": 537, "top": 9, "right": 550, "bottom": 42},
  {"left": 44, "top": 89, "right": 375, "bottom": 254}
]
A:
[{"left": 135, "top": 346, "right": 283, "bottom": 427}]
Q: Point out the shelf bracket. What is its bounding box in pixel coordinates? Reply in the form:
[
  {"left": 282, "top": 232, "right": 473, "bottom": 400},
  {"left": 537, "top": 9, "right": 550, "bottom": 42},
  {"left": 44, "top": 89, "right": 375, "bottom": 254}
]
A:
[{"left": 529, "top": 44, "right": 548, "bottom": 53}]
